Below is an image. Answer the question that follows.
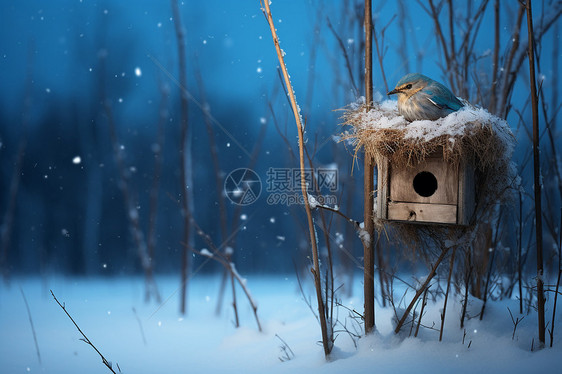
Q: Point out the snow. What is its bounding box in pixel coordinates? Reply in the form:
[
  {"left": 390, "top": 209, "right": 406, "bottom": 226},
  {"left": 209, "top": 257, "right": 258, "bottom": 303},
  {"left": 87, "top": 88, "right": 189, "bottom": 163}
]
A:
[
  {"left": 307, "top": 193, "right": 318, "bottom": 209},
  {"left": 357, "top": 228, "right": 370, "bottom": 247},
  {"left": 356, "top": 98, "right": 514, "bottom": 149},
  {"left": 200, "top": 248, "right": 213, "bottom": 258},
  {"left": 1, "top": 276, "right": 561, "bottom": 374}
]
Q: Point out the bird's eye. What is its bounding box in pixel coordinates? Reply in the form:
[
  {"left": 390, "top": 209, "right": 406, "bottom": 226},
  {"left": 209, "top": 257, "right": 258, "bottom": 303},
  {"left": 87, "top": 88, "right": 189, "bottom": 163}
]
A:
[{"left": 405, "top": 84, "right": 412, "bottom": 89}]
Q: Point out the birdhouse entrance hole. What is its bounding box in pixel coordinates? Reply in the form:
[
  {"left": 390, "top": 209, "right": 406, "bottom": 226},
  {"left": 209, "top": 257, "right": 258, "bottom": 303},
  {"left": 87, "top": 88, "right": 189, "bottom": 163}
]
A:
[
  {"left": 375, "top": 152, "right": 475, "bottom": 225},
  {"left": 413, "top": 171, "right": 438, "bottom": 197}
]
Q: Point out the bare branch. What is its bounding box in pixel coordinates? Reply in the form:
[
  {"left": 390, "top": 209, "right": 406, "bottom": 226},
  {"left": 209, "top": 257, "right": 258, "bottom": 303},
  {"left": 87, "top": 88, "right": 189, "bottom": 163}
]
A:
[
  {"left": 261, "top": 0, "right": 332, "bottom": 356},
  {"left": 51, "top": 290, "right": 119, "bottom": 373}
]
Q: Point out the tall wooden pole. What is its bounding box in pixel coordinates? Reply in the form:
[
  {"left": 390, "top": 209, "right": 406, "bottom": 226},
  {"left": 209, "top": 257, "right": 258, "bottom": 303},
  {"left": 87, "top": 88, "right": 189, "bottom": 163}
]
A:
[
  {"left": 363, "top": 0, "right": 375, "bottom": 334},
  {"left": 171, "top": 0, "right": 191, "bottom": 315},
  {"left": 525, "top": 0, "right": 545, "bottom": 346}
]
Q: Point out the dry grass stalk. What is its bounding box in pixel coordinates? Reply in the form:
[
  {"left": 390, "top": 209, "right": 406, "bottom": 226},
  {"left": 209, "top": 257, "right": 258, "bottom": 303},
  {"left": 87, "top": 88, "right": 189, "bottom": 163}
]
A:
[
  {"left": 439, "top": 247, "right": 456, "bottom": 341},
  {"left": 20, "top": 287, "right": 41, "bottom": 364},
  {"left": 1, "top": 43, "right": 32, "bottom": 281},
  {"left": 189, "top": 218, "right": 261, "bottom": 332},
  {"left": 146, "top": 81, "right": 168, "bottom": 301},
  {"left": 261, "top": 0, "right": 333, "bottom": 356},
  {"left": 51, "top": 290, "right": 120, "bottom": 373},
  {"left": 103, "top": 82, "right": 160, "bottom": 304},
  {"left": 525, "top": 0, "right": 545, "bottom": 346},
  {"left": 395, "top": 245, "right": 450, "bottom": 334},
  {"left": 171, "top": 0, "right": 192, "bottom": 316}
]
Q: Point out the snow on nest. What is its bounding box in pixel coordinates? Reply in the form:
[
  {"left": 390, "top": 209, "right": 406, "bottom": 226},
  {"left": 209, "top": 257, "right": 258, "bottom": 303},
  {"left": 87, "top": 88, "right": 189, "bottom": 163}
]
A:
[{"left": 341, "top": 98, "right": 515, "bottom": 171}]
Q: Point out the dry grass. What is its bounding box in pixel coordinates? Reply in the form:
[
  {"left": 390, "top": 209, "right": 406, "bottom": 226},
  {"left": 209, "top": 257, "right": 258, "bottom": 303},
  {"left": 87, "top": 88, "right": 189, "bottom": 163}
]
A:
[{"left": 341, "top": 102, "right": 512, "bottom": 170}]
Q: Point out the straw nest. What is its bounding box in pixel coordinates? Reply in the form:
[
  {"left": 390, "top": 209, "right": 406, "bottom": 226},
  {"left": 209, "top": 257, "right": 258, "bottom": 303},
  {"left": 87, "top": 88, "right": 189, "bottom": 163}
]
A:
[{"left": 340, "top": 99, "right": 518, "bottom": 251}]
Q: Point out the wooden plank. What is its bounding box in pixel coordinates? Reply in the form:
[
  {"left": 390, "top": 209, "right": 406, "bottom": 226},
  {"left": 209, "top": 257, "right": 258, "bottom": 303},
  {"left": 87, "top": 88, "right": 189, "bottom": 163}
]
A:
[
  {"left": 388, "top": 202, "right": 457, "bottom": 224},
  {"left": 376, "top": 157, "right": 389, "bottom": 219},
  {"left": 390, "top": 156, "right": 458, "bottom": 205},
  {"left": 457, "top": 159, "right": 475, "bottom": 225}
]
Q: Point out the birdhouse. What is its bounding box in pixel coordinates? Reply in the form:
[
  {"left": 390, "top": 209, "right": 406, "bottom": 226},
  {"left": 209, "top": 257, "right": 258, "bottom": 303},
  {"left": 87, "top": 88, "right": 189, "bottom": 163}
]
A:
[
  {"left": 341, "top": 99, "right": 516, "bottom": 229},
  {"left": 375, "top": 151, "right": 475, "bottom": 225}
]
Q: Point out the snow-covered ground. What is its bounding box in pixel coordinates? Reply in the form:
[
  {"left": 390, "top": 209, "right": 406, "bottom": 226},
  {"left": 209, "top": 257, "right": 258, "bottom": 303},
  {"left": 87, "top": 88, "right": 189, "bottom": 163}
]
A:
[{"left": 1, "top": 275, "right": 560, "bottom": 373}]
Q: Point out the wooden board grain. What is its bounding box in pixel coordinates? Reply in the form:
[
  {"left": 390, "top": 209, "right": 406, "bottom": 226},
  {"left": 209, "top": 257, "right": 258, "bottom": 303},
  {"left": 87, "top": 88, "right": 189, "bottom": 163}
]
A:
[
  {"left": 457, "top": 159, "right": 475, "bottom": 225},
  {"left": 376, "top": 157, "right": 389, "bottom": 220},
  {"left": 389, "top": 157, "right": 458, "bottom": 205},
  {"left": 387, "top": 202, "right": 457, "bottom": 224}
]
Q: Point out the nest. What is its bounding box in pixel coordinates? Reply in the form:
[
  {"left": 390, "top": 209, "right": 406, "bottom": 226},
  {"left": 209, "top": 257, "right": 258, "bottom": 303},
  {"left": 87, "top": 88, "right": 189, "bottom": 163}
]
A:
[{"left": 340, "top": 99, "right": 518, "bottom": 253}]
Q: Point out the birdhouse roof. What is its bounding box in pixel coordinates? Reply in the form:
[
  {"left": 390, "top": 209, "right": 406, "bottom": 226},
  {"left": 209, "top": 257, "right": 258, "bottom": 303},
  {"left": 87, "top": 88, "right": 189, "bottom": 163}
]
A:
[{"left": 341, "top": 99, "right": 515, "bottom": 172}]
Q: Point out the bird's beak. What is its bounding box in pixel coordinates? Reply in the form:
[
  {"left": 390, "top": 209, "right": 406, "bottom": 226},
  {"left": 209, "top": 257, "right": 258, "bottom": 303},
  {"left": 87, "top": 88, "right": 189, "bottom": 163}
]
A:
[{"left": 387, "top": 88, "right": 399, "bottom": 96}]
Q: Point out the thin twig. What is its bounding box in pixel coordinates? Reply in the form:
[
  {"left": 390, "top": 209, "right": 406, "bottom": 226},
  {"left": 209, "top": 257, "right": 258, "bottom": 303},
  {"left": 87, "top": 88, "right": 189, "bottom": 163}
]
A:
[
  {"left": 489, "top": 0, "right": 500, "bottom": 113},
  {"left": 132, "top": 307, "right": 147, "bottom": 346},
  {"left": 20, "top": 287, "right": 41, "bottom": 364},
  {"left": 439, "top": 247, "right": 456, "bottom": 341},
  {"left": 518, "top": 190, "right": 524, "bottom": 314},
  {"left": 189, "top": 219, "right": 261, "bottom": 331},
  {"left": 395, "top": 246, "right": 450, "bottom": 334},
  {"left": 1, "top": 42, "right": 32, "bottom": 282},
  {"left": 294, "top": 260, "right": 319, "bottom": 322},
  {"left": 326, "top": 17, "right": 359, "bottom": 97},
  {"left": 414, "top": 286, "right": 429, "bottom": 338},
  {"left": 103, "top": 76, "right": 160, "bottom": 304},
  {"left": 51, "top": 290, "right": 119, "bottom": 373},
  {"left": 526, "top": 0, "right": 546, "bottom": 346},
  {"left": 480, "top": 211, "right": 503, "bottom": 320},
  {"left": 549, "top": 208, "right": 562, "bottom": 347},
  {"left": 313, "top": 204, "right": 360, "bottom": 228},
  {"left": 508, "top": 307, "right": 524, "bottom": 340},
  {"left": 194, "top": 62, "right": 231, "bottom": 316},
  {"left": 275, "top": 334, "right": 295, "bottom": 362},
  {"left": 460, "top": 263, "right": 472, "bottom": 329},
  {"left": 171, "top": 0, "right": 192, "bottom": 315},
  {"left": 195, "top": 247, "right": 261, "bottom": 332},
  {"left": 146, "top": 80, "right": 168, "bottom": 303}
]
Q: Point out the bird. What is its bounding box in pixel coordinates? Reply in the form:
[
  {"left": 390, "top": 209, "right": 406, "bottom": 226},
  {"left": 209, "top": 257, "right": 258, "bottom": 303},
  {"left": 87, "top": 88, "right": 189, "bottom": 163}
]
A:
[{"left": 387, "top": 73, "right": 464, "bottom": 122}]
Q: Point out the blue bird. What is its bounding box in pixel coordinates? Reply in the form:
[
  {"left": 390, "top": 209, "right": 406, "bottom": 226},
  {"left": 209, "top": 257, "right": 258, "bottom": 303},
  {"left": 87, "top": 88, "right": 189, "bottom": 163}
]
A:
[{"left": 387, "top": 73, "right": 464, "bottom": 122}]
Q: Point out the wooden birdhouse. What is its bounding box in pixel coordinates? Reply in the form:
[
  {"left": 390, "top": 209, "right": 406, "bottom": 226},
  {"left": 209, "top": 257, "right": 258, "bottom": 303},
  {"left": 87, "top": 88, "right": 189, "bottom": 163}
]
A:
[
  {"left": 375, "top": 151, "right": 475, "bottom": 225},
  {"left": 341, "top": 100, "right": 516, "bottom": 229}
]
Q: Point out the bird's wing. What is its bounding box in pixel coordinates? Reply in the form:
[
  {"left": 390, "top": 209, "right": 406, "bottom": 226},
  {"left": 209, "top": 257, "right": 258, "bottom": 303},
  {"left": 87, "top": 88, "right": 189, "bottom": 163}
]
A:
[{"left": 424, "top": 83, "right": 464, "bottom": 111}]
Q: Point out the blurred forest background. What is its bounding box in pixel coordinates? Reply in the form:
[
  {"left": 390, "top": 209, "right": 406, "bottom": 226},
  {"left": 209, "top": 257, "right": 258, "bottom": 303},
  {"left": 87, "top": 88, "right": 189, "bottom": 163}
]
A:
[{"left": 0, "top": 0, "right": 560, "bottom": 287}]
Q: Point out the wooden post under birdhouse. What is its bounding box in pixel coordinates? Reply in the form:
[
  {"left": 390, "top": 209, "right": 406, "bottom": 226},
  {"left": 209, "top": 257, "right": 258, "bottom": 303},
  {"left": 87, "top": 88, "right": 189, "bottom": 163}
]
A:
[{"left": 376, "top": 151, "right": 475, "bottom": 225}]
